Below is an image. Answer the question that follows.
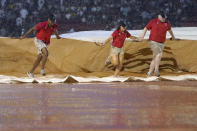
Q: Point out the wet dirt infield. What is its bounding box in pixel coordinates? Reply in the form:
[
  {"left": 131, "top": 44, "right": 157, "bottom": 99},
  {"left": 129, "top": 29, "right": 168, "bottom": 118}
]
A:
[{"left": 0, "top": 81, "right": 197, "bottom": 131}]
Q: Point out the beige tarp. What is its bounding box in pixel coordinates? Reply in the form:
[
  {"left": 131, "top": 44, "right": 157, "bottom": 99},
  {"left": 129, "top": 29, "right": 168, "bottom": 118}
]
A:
[{"left": 0, "top": 38, "right": 196, "bottom": 77}]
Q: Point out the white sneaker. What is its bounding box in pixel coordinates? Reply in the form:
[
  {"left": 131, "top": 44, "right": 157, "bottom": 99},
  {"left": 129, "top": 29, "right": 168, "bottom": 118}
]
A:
[
  {"left": 154, "top": 70, "right": 160, "bottom": 77},
  {"left": 40, "top": 69, "right": 46, "bottom": 76},
  {"left": 105, "top": 57, "right": 111, "bottom": 66},
  {"left": 147, "top": 72, "right": 152, "bottom": 77},
  {"left": 27, "top": 72, "right": 34, "bottom": 78}
]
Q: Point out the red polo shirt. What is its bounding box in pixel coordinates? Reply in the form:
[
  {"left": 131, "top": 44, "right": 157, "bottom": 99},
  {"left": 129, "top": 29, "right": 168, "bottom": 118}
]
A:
[
  {"left": 146, "top": 18, "right": 171, "bottom": 43},
  {"left": 112, "top": 30, "right": 131, "bottom": 48},
  {"left": 35, "top": 21, "right": 58, "bottom": 45}
]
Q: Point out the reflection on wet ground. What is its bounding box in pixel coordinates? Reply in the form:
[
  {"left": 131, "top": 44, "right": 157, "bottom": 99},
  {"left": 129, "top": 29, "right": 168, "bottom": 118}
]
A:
[{"left": 0, "top": 81, "right": 197, "bottom": 131}]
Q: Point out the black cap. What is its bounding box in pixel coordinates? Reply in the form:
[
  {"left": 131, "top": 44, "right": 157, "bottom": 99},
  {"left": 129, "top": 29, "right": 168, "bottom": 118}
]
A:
[
  {"left": 159, "top": 11, "right": 167, "bottom": 19},
  {"left": 119, "top": 22, "right": 126, "bottom": 27},
  {"left": 48, "top": 14, "right": 56, "bottom": 22}
]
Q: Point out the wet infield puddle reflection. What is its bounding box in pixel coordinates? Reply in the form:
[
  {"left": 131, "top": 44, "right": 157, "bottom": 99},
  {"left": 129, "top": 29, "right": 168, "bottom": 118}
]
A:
[{"left": 0, "top": 81, "right": 197, "bottom": 131}]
